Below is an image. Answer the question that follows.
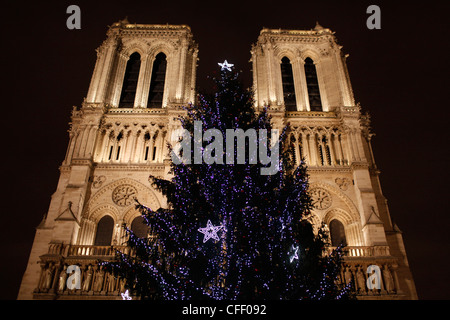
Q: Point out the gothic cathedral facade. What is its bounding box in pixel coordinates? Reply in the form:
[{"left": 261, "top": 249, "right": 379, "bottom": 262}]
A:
[{"left": 18, "top": 21, "right": 418, "bottom": 300}]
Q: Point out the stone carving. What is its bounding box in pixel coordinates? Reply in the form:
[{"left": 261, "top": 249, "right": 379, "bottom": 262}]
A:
[
  {"left": 344, "top": 266, "right": 353, "bottom": 287},
  {"left": 107, "top": 272, "right": 116, "bottom": 292},
  {"left": 82, "top": 265, "right": 93, "bottom": 291},
  {"left": 93, "top": 175, "right": 106, "bottom": 188},
  {"left": 58, "top": 265, "right": 68, "bottom": 291},
  {"left": 112, "top": 184, "right": 137, "bottom": 207},
  {"left": 335, "top": 177, "right": 350, "bottom": 191},
  {"left": 310, "top": 187, "right": 332, "bottom": 210},
  {"left": 43, "top": 262, "right": 55, "bottom": 290},
  {"left": 93, "top": 268, "right": 105, "bottom": 292},
  {"left": 383, "top": 265, "right": 395, "bottom": 293},
  {"left": 355, "top": 267, "right": 366, "bottom": 294}
]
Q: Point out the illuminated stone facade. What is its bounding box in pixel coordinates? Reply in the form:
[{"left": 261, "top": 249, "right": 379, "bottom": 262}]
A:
[{"left": 18, "top": 21, "right": 417, "bottom": 300}]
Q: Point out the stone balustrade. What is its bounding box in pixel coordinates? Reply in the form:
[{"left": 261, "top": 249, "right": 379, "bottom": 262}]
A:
[{"left": 34, "top": 243, "right": 400, "bottom": 299}]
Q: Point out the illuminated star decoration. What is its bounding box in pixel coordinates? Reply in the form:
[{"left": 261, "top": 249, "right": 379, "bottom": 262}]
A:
[
  {"left": 121, "top": 290, "right": 132, "bottom": 300},
  {"left": 218, "top": 60, "right": 234, "bottom": 71},
  {"left": 198, "top": 220, "right": 223, "bottom": 243},
  {"left": 289, "top": 245, "right": 299, "bottom": 263}
]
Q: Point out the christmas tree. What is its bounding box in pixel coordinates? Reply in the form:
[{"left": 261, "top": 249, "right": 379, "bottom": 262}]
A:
[{"left": 101, "top": 63, "right": 352, "bottom": 300}]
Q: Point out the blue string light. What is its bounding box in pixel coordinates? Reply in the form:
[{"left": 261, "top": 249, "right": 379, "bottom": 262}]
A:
[{"left": 99, "top": 68, "right": 350, "bottom": 300}]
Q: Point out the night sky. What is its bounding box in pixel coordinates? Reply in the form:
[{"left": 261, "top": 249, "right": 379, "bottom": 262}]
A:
[{"left": 1, "top": 0, "right": 449, "bottom": 300}]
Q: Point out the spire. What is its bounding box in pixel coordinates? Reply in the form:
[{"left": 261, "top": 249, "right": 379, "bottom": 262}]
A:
[
  {"left": 120, "top": 16, "right": 130, "bottom": 25},
  {"left": 111, "top": 16, "right": 130, "bottom": 28},
  {"left": 314, "top": 21, "right": 324, "bottom": 31}
]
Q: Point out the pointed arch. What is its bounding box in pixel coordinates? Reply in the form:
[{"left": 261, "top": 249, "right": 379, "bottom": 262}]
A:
[
  {"left": 131, "top": 216, "right": 149, "bottom": 239},
  {"left": 329, "top": 219, "right": 347, "bottom": 246},
  {"left": 280, "top": 56, "right": 297, "bottom": 111},
  {"left": 86, "top": 177, "right": 162, "bottom": 218},
  {"left": 93, "top": 215, "right": 114, "bottom": 246},
  {"left": 147, "top": 52, "right": 167, "bottom": 108},
  {"left": 119, "top": 52, "right": 141, "bottom": 108},
  {"left": 304, "top": 57, "right": 322, "bottom": 111}
]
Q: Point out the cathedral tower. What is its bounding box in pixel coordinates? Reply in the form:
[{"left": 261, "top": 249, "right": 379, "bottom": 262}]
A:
[
  {"left": 18, "top": 21, "right": 198, "bottom": 300},
  {"left": 250, "top": 23, "right": 417, "bottom": 299},
  {"left": 18, "top": 21, "right": 417, "bottom": 300}
]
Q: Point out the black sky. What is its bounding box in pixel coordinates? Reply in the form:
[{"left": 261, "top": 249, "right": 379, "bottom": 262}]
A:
[{"left": 1, "top": 0, "right": 449, "bottom": 300}]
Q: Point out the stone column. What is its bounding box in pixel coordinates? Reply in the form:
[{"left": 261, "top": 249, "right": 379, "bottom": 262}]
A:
[
  {"left": 190, "top": 48, "right": 198, "bottom": 103},
  {"left": 327, "top": 133, "right": 336, "bottom": 166},
  {"left": 291, "top": 59, "right": 305, "bottom": 111},
  {"left": 301, "top": 132, "right": 309, "bottom": 165},
  {"left": 95, "top": 39, "right": 119, "bottom": 103},
  {"left": 332, "top": 133, "right": 342, "bottom": 165},
  {"left": 293, "top": 132, "right": 301, "bottom": 165},
  {"left": 110, "top": 52, "right": 129, "bottom": 107},
  {"left": 299, "top": 59, "right": 311, "bottom": 111},
  {"left": 73, "top": 126, "right": 86, "bottom": 158},
  {"left": 308, "top": 133, "right": 318, "bottom": 166},
  {"left": 176, "top": 43, "right": 187, "bottom": 102},
  {"left": 134, "top": 54, "right": 149, "bottom": 108},
  {"left": 64, "top": 131, "right": 76, "bottom": 165},
  {"left": 342, "top": 130, "right": 353, "bottom": 164},
  {"left": 313, "top": 61, "right": 330, "bottom": 112}
]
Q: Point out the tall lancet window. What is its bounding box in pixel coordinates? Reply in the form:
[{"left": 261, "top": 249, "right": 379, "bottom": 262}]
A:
[
  {"left": 304, "top": 57, "right": 322, "bottom": 111},
  {"left": 119, "top": 52, "right": 141, "bottom": 108},
  {"left": 94, "top": 215, "right": 114, "bottom": 246},
  {"left": 329, "top": 219, "right": 347, "bottom": 247},
  {"left": 280, "top": 57, "right": 297, "bottom": 111},
  {"left": 147, "top": 52, "right": 167, "bottom": 108},
  {"left": 131, "top": 216, "right": 149, "bottom": 239}
]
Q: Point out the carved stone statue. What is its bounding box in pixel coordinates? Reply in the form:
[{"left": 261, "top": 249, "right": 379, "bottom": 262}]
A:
[
  {"left": 119, "top": 277, "right": 126, "bottom": 293},
  {"left": 107, "top": 272, "right": 116, "bottom": 292},
  {"left": 58, "top": 265, "right": 68, "bottom": 291},
  {"left": 356, "top": 267, "right": 366, "bottom": 294},
  {"left": 344, "top": 266, "right": 353, "bottom": 286},
  {"left": 383, "top": 265, "right": 395, "bottom": 293},
  {"left": 94, "top": 268, "right": 105, "bottom": 292},
  {"left": 82, "top": 265, "right": 93, "bottom": 291},
  {"left": 43, "top": 263, "right": 55, "bottom": 290}
]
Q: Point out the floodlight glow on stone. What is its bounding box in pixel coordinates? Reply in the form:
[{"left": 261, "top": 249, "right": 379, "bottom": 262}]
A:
[
  {"left": 198, "top": 220, "right": 223, "bottom": 243},
  {"left": 218, "top": 60, "right": 234, "bottom": 71}
]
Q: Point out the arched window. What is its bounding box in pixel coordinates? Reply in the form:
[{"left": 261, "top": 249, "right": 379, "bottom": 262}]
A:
[
  {"left": 280, "top": 57, "right": 297, "bottom": 111},
  {"left": 147, "top": 52, "right": 167, "bottom": 108},
  {"left": 304, "top": 57, "right": 322, "bottom": 111},
  {"left": 131, "top": 216, "right": 149, "bottom": 239},
  {"left": 94, "top": 215, "right": 114, "bottom": 246},
  {"left": 329, "top": 219, "right": 347, "bottom": 247},
  {"left": 119, "top": 52, "right": 141, "bottom": 108}
]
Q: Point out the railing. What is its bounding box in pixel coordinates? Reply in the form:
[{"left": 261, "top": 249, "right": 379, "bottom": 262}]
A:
[
  {"left": 107, "top": 108, "right": 167, "bottom": 114},
  {"left": 35, "top": 244, "right": 399, "bottom": 299},
  {"left": 325, "top": 246, "right": 390, "bottom": 258},
  {"left": 67, "top": 245, "right": 130, "bottom": 257},
  {"left": 285, "top": 111, "right": 336, "bottom": 118},
  {"left": 46, "top": 243, "right": 131, "bottom": 257},
  {"left": 51, "top": 244, "right": 390, "bottom": 258}
]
